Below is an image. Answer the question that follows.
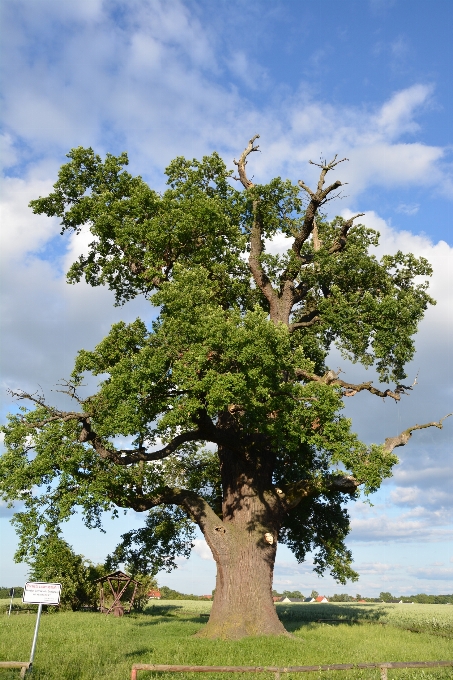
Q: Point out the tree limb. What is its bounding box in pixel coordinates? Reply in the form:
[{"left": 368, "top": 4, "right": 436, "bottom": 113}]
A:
[
  {"left": 9, "top": 389, "right": 221, "bottom": 464},
  {"left": 294, "top": 369, "right": 407, "bottom": 402},
  {"left": 233, "top": 134, "right": 260, "bottom": 189},
  {"left": 116, "top": 486, "right": 228, "bottom": 562},
  {"left": 248, "top": 210, "right": 279, "bottom": 310},
  {"left": 234, "top": 136, "right": 279, "bottom": 310},
  {"left": 288, "top": 310, "right": 321, "bottom": 333},
  {"left": 312, "top": 217, "right": 322, "bottom": 251},
  {"left": 8, "top": 388, "right": 87, "bottom": 426},
  {"left": 79, "top": 419, "right": 208, "bottom": 464},
  {"left": 328, "top": 213, "right": 365, "bottom": 254},
  {"left": 274, "top": 474, "right": 359, "bottom": 510},
  {"left": 293, "top": 155, "right": 348, "bottom": 257},
  {"left": 383, "top": 414, "right": 452, "bottom": 453}
]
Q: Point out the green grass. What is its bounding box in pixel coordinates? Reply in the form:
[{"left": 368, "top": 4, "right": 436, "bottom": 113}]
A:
[{"left": 0, "top": 601, "right": 452, "bottom": 680}]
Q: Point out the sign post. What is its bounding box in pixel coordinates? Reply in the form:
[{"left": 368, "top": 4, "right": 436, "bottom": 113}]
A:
[{"left": 22, "top": 582, "right": 61, "bottom": 668}]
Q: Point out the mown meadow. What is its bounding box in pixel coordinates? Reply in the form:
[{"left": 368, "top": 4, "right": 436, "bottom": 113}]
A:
[{"left": 1, "top": 599, "right": 452, "bottom": 680}]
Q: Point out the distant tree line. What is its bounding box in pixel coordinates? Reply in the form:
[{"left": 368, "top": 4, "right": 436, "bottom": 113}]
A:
[
  {"left": 378, "top": 591, "right": 453, "bottom": 604},
  {"left": 3, "top": 576, "right": 452, "bottom": 607},
  {"left": 159, "top": 586, "right": 212, "bottom": 600},
  {"left": 0, "top": 586, "right": 24, "bottom": 598},
  {"left": 270, "top": 589, "right": 452, "bottom": 604}
]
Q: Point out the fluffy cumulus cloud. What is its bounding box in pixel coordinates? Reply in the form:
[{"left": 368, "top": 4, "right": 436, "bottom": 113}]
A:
[
  {"left": 192, "top": 539, "right": 214, "bottom": 561},
  {"left": 349, "top": 506, "right": 453, "bottom": 543},
  {"left": 412, "top": 567, "right": 453, "bottom": 581},
  {"left": 2, "top": 1, "right": 451, "bottom": 193}
]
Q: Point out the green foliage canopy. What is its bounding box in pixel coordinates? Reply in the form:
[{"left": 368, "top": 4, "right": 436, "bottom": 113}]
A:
[{"left": 0, "top": 141, "right": 436, "bottom": 587}]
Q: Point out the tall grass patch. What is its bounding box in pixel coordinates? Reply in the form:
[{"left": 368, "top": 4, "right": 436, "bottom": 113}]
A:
[{"left": 0, "top": 601, "right": 452, "bottom": 679}]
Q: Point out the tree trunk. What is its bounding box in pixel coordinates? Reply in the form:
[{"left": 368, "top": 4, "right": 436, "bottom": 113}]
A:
[
  {"left": 198, "top": 521, "right": 288, "bottom": 639},
  {"left": 196, "top": 440, "right": 288, "bottom": 639}
]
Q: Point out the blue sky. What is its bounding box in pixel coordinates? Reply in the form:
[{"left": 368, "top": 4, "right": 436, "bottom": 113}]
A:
[{"left": 1, "top": 0, "right": 452, "bottom": 597}]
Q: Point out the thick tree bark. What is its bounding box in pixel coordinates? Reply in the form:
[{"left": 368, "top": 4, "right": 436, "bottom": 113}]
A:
[
  {"left": 198, "top": 516, "right": 287, "bottom": 639},
  {"left": 197, "top": 437, "right": 288, "bottom": 638}
]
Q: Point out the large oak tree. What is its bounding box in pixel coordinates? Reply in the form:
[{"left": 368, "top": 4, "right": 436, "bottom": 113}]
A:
[{"left": 1, "top": 136, "right": 449, "bottom": 638}]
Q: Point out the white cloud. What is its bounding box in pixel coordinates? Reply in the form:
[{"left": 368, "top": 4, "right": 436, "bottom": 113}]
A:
[
  {"left": 0, "top": 134, "right": 19, "bottom": 170},
  {"left": 395, "top": 203, "right": 419, "bottom": 215},
  {"left": 192, "top": 539, "right": 214, "bottom": 561},
  {"left": 349, "top": 503, "right": 452, "bottom": 543},
  {"left": 227, "top": 51, "right": 268, "bottom": 90},
  {"left": 0, "top": 174, "right": 58, "bottom": 259},
  {"left": 389, "top": 487, "right": 420, "bottom": 506},
  {"left": 1, "top": 0, "right": 450, "bottom": 199},
  {"left": 374, "top": 84, "right": 432, "bottom": 139},
  {"left": 412, "top": 567, "right": 453, "bottom": 580},
  {"left": 355, "top": 562, "right": 400, "bottom": 575}
]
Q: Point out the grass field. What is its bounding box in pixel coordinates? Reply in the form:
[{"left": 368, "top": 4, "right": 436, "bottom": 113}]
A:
[{"left": 1, "top": 600, "right": 452, "bottom": 680}]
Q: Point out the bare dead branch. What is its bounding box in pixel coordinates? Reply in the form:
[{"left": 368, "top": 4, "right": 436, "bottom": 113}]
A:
[
  {"left": 294, "top": 369, "right": 405, "bottom": 402},
  {"left": 383, "top": 414, "right": 452, "bottom": 453},
  {"left": 297, "top": 179, "right": 315, "bottom": 198},
  {"left": 328, "top": 213, "right": 365, "bottom": 254},
  {"left": 233, "top": 136, "right": 279, "bottom": 311},
  {"left": 8, "top": 389, "right": 86, "bottom": 426},
  {"left": 233, "top": 134, "right": 260, "bottom": 189},
  {"left": 312, "top": 218, "right": 322, "bottom": 251},
  {"left": 293, "top": 157, "right": 349, "bottom": 260}
]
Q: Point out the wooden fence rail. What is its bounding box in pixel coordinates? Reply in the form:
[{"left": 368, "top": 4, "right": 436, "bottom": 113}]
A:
[
  {"left": 0, "top": 661, "right": 31, "bottom": 678},
  {"left": 131, "top": 661, "right": 453, "bottom": 680}
]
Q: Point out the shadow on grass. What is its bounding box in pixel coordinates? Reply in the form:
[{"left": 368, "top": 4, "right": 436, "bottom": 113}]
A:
[
  {"left": 276, "top": 604, "right": 389, "bottom": 626},
  {"left": 141, "top": 605, "right": 184, "bottom": 616},
  {"left": 133, "top": 605, "right": 211, "bottom": 628},
  {"left": 124, "top": 648, "right": 155, "bottom": 658},
  {"left": 135, "top": 615, "right": 208, "bottom": 629}
]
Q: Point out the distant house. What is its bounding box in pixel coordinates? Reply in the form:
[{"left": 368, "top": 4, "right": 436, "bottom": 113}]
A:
[
  {"left": 304, "top": 597, "right": 316, "bottom": 602},
  {"left": 200, "top": 595, "right": 212, "bottom": 600},
  {"left": 273, "top": 596, "right": 282, "bottom": 602},
  {"left": 148, "top": 590, "right": 161, "bottom": 599},
  {"left": 315, "top": 596, "right": 329, "bottom": 603},
  {"left": 280, "top": 597, "right": 305, "bottom": 603},
  {"left": 358, "top": 599, "right": 367, "bottom": 604}
]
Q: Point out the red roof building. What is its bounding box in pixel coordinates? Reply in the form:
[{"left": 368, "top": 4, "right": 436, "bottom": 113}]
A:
[{"left": 148, "top": 590, "right": 161, "bottom": 599}]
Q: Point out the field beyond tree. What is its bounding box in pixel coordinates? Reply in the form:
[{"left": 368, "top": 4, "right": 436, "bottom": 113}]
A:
[{"left": 1, "top": 600, "right": 452, "bottom": 679}]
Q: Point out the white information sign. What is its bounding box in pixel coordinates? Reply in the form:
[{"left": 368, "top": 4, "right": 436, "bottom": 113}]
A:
[{"left": 23, "top": 582, "right": 62, "bottom": 605}]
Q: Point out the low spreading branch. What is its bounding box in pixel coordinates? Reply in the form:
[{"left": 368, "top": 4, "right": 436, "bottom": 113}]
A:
[
  {"left": 117, "top": 486, "right": 224, "bottom": 537},
  {"left": 275, "top": 474, "right": 359, "bottom": 510},
  {"left": 79, "top": 418, "right": 208, "bottom": 464},
  {"left": 9, "top": 389, "right": 243, "bottom": 464}
]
